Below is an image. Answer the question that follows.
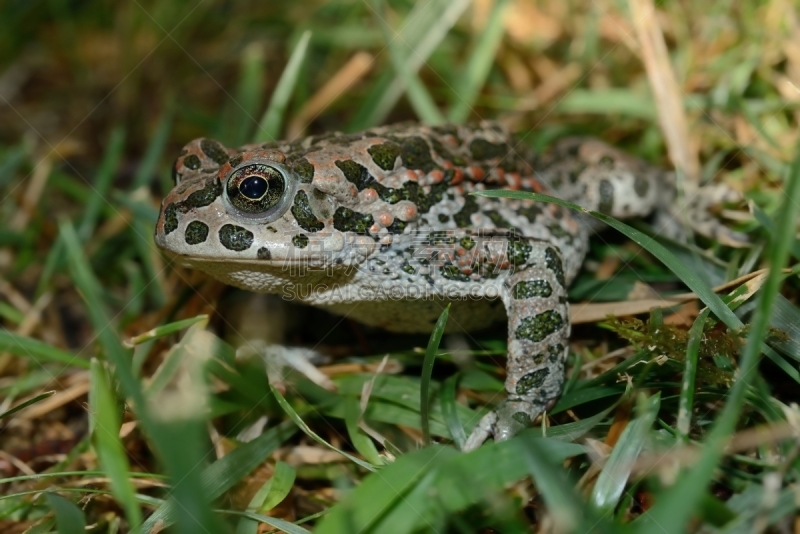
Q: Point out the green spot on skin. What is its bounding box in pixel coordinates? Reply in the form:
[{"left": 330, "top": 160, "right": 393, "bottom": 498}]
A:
[
  {"left": 545, "top": 247, "right": 566, "bottom": 287},
  {"left": 512, "top": 280, "right": 552, "bottom": 299},
  {"left": 469, "top": 138, "right": 507, "bottom": 160},
  {"left": 292, "top": 158, "right": 314, "bottom": 183},
  {"left": 511, "top": 411, "right": 531, "bottom": 426},
  {"left": 386, "top": 219, "right": 407, "bottom": 234},
  {"left": 257, "top": 247, "right": 271, "bottom": 259},
  {"left": 219, "top": 224, "right": 254, "bottom": 251},
  {"left": 549, "top": 343, "right": 565, "bottom": 362},
  {"left": 184, "top": 177, "right": 222, "bottom": 209},
  {"left": 634, "top": 175, "right": 650, "bottom": 198},
  {"left": 440, "top": 264, "right": 469, "bottom": 282},
  {"left": 598, "top": 179, "right": 614, "bottom": 214},
  {"left": 292, "top": 234, "right": 309, "bottom": 248},
  {"left": 438, "top": 213, "right": 450, "bottom": 223},
  {"left": 228, "top": 155, "right": 243, "bottom": 168},
  {"left": 506, "top": 238, "right": 532, "bottom": 266},
  {"left": 163, "top": 203, "right": 178, "bottom": 234},
  {"left": 333, "top": 207, "right": 374, "bottom": 235},
  {"left": 183, "top": 154, "right": 201, "bottom": 170},
  {"left": 184, "top": 220, "right": 209, "bottom": 245},
  {"left": 515, "top": 368, "right": 550, "bottom": 395},
  {"left": 484, "top": 210, "right": 511, "bottom": 228},
  {"left": 291, "top": 190, "right": 324, "bottom": 233},
  {"left": 367, "top": 142, "right": 401, "bottom": 170},
  {"left": 398, "top": 136, "right": 437, "bottom": 173},
  {"left": 200, "top": 139, "right": 229, "bottom": 165},
  {"left": 460, "top": 236, "right": 476, "bottom": 250},
  {"left": 335, "top": 159, "right": 374, "bottom": 190},
  {"left": 515, "top": 310, "right": 564, "bottom": 342},
  {"left": 453, "top": 195, "right": 479, "bottom": 227}
]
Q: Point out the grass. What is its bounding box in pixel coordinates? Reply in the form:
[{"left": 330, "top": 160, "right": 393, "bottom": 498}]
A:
[{"left": 1, "top": 0, "right": 800, "bottom": 532}]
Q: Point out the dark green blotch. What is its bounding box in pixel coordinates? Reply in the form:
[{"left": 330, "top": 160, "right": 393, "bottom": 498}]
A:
[
  {"left": 402, "top": 262, "right": 416, "bottom": 275},
  {"left": 438, "top": 214, "right": 450, "bottom": 223},
  {"left": 291, "top": 190, "right": 324, "bottom": 233},
  {"left": 512, "top": 279, "right": 552, "bottom": 299},
  {"left": 549, "top": 343, "right": 565, "bottom": 362},
  {"left": 386, "top": 219, "right": 407, "bottom": 234},
  {"left": 257, "top": 247, "right": 271, "bottom": 259},
  {"left": 516, "top": 368, "right": 550, "bottom": 395},
  {"left": 333, "top": 207, "right": 374, "bottom": 235},
  {"left": 454, "top": 195, "right": 479, "bottom": 227},
  {"left": 634, "top": 175, "right": 650, "bottom": 197},
  {"left": 511, "top": 411, "right": 531, "bottom": 426},
  {"left": 515, "top": 310, "right": 564, "bottom": 342},
  {"left": 430, "top": 136, "right": 465, "bottom": 166},
  {"left": 292, "top": 234, "right": 309, "bottom": 248},
  {"left": 484, "top": 210, "right": 511, "bottom": 229},
  {"left": 544, "top": 247, "right": 566, "bottom": 287},
  {"left": 398, "top": 136, "right": 437, "bottom": 173},
  {"left": 367, "top": 143, "right": 401, "bottom": 170},
  {"left": 469, "top": 138, "right": 506, "bottom": 161},
  {"left": 440, "top": 264, "right": 470, "bottom": 282},
  {"left": 598, "top": 179, "right": 614, "bottom": 214},
  {"left": 200, "top": 139, "right": 229, "bottom": 165},
  {"left": 292, "top": 158, "right": 314, "bottom": 183},
  {"left": 336, "top": 159, "right": 374, "bottom": 190},
  {"left": 184, "top": 177, "right": 222, "bottom": 209},
  {"left": 228, "top": 155, "right": 243, "bottom": 168},
  {"left": 163, "top": 204, "right": 178, "bottom": 234},
  {"left": 183, "top": 154, "right": 201, "bottom": 170},
  {"left": 518, "top": 204, "right": 543, "bottom": 223},
  {"left": 219, "top": 224, "right": 254, "bottom": 251},
  {"left": 184, "top": 220, "right": 209, "bottom": 245},
  {"left": 506, "top": 237, "right": 532, "bottom": 266},
  {"left": 460, "top": 236, "right": 475, "bottom": 250},
  {"left": 599, "top": 155, "right": 614, "bottom": 168}
]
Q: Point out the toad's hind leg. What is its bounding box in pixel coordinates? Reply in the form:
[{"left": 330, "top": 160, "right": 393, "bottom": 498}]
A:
[{"left": 463, "top": 240, "right": 570, "bottom": 451}]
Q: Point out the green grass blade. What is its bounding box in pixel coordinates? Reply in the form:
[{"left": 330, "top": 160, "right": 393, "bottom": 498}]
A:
[
  {"left": 633, "top": 141, "right": 800, "bottom": 534},
  {"left": 0, "top": 390, "right": 54, "bottom": 420},
  {"left": 677, "top": 309, "right": 710, "bottom": 442},
  {"left": 440, "top": 374, "right": 467, "bottom": 448},
  {"left": 77, "top": 126, "right": 125, "bottom": 241},
  {"left": 421, "top": 304, "right": 449, "bottom": 445},
  {"left": 255, "top": 30, "right": 312, "bottom": 142},
  {"left": 447, "top": 0, "right": 511, "bottom": 122},
  {"left": 0, "top": 330, "right": 89, "bottom": 369},
  {"left": 372, "top": 0, "right": 445, "bottom": 124},
  {"left": 590, "top": 392, "right": 660, "bottom": 513},
  {"left": 235, "top": 461, "right": 297, "bottom": 534},
  {"left": 89, "top": 359, "right": 143, "bottom": 528},
  {"left": 131, "top": 105, "right": 172, "bottom": 189},
  {"left": 271, "top": 384, "right": 376, "bottom": 471},
  {"left": 344, "top": 397, "right": 384, "bottom": 466},
  {"left": 44, "top": 493, "right": 86, "bottom": 534}
]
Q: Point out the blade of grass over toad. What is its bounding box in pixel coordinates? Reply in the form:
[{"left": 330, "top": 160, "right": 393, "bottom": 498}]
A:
[
  {"left": 590, "top": 393, "right": 660, "bottom": 514},
  {"left": 372, "top": 0, "right": 446, "bottom": 125},
  {"left": 271, "top": 385, "right": 377, "bottom": 471},
  {"left": 45, "top": 493, "right": 86, "bottom": 534},
  {"left": 89, "top": 359, "right": 143, "bottom": 529},
  {"left": 474, "top": 190, "right": 742, "bottom": 329},
  {"left": 633, "top": 144, "right": 800, "bottom": 534},
  {"left": 422, "top": 305, "right": 449, "bottom": 445},
  {"left": 0, "top": 391, "right": 54, "bottom": 420},
  {"left": 447, "top": 0, "right": 511, "bottom": 123},
  {"left": 124, "top": 315, "right": 209, "bottom": 347},
  {"left": 441, "top": 374, "right": 467, "bottom": 448},
  {"left": 255, "top": 30, "right": 312, "bottom": 142},
  {"left": 677, "top": 309, "right": 710, "bottom": 442},
  {"left": 62, "top": 221, "right": 221, "bottom": 532},
  {"left": 0, "top": 331, "right": 89, "bottom": 369},
  {"left": 352, "top": 0, "right": 471, "bottom": 129}
]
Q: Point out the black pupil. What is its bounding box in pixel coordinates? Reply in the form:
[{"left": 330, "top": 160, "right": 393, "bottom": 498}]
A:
[{"left": 240, "top": 176, "right": 268, "bottom": 199}]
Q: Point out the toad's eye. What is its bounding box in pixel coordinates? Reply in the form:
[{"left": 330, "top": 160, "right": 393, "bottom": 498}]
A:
[{"left": 224, "top": 162, "right": 294, "bottom": 220}]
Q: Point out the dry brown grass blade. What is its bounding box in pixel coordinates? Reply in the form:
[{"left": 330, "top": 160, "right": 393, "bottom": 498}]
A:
[
  {"left": 629, "top": 0, "right": 700, "bottom": 181},
  {"left": 287, "top": 51, "right": 374, "bottom": 139},
  {"left": 570, "top": 267, "right": 785, "bottom": 324}
]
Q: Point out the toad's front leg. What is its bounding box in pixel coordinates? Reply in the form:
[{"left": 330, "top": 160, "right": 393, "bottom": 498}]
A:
[{"left": 463, "top": 240, "right": 570, "bottom": 451}]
